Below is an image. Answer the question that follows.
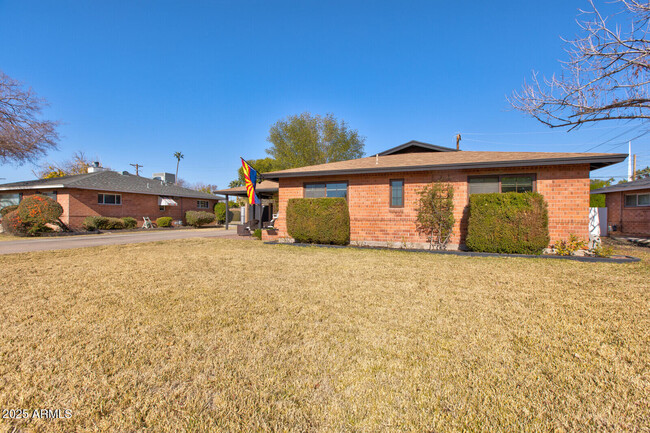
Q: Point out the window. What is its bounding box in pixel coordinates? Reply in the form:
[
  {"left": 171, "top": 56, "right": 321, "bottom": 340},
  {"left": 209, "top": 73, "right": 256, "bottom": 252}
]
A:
[
  {"left": 501, "top": 176, "right": 533, "bottom": 193},
  {"left": 468, "top": 175, "right": 535, "bottom": 194},
  {"left": 197, "top": 200, "right": 209, "bottom": 209},
  {"left": 304, "top": 182, "right": 348, "bottom": 199},
  {"left": 159, "top": 206, "right": 166, "bottom": 211},
  {"left": 468, "top": 177, "right": 499, "bottom": 194},
  {"left": 39, "top": 191, "right": 58, "bottom": 201},
  {"left": 625, "top": 193, "right": 650, "bottom": 207},
  {"left": 98, "top": 193, "right": 121, "bottom": 205},
  {"left": 390, "top": 179, "right": 404, "bottom": 207},
  {"left": 0, "top": 193, "right": 21, "bottom": 210}
]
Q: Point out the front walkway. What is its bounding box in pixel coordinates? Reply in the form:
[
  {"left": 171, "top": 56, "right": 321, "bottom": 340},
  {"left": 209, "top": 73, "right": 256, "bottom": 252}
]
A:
[{"left": 0, "top": 228, "right": 240, "bottom": 255}]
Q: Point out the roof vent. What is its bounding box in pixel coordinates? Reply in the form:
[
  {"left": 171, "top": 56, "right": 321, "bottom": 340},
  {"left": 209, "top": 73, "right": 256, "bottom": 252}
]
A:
[{"left": 121, "top": 171, "right": 130, "bottom": 175}]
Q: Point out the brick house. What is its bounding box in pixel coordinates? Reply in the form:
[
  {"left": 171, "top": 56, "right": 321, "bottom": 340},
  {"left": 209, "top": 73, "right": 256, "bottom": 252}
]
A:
[
  {"left": 591, "top": 177, "right": 650, "bottom": 236},
  {"left": 264, "top": 141, "right": 626, "bottom": 249},
  {"left": 0, "top": 168, "right": 222, "bottom": 229}
]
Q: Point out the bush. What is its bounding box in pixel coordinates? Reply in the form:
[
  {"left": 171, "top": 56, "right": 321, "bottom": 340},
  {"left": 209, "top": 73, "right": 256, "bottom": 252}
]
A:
[
  {"left": 2, "top": 195, "right": 63, "bottom": 236},
  {"left": 466, "top": 192, "right": 550, "bottom": 255},
  {"left": 156, "top": 217, "right": 173, "bottom": 227},
  {"left": 593, "top": 244, "right": 615, "bottom": 258},
  {"left": 214, "top": 202, "right": 234, "bottom": 224},
  {"left": 286, "top": 198, "right": 350, "bottom": 245},
  {"left": 1, "top": 210, "right": 27, "bottom": 235},
  {"left": 83, "top": 216, "right": 104, "bottom": 231},
  {"left": 122, "top": 217, "right": 138, "bottom": 229},
  {"left": 252, "top": 228, "right": 262, "bottom": 240},
  {"left": 82, "top": 216, "right": 125, "bottom": 230},
  {"left": 554, "top": 234, "right": 587, "bottom": 256},
  {"left": 186, "top": 211, "right": 216, "bottom": 227},
  {"left": 17, "top": 195, "right": 63, "bottom": 225},
  {"left": 415, "top": 182, "right": 455, "bottom": 250},
  {"left": 0, "top": 205, "right": 18, "bottom": 217}
]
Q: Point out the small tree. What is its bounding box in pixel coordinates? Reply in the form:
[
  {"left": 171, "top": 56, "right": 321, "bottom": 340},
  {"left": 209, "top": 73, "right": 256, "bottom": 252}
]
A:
[{"left": 415, "top": 181, "right": 455, "bottom": 250}]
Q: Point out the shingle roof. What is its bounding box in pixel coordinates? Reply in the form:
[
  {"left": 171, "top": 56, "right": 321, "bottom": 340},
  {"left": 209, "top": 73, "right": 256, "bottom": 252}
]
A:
[
  {"left": 213, "top": 180, "right": 279, "bottom": 197},
  {"left": 0, "top": 170, "right": 222, "bottom": 200},
  {"left": 264, "top": 151, "right": 627, "bottom": 179},
  {"left": 591, "top": 176, "right": 650, "bottom": 194},
  {"left": 378, "top": 140, "right": 457, "bottom": 155}
]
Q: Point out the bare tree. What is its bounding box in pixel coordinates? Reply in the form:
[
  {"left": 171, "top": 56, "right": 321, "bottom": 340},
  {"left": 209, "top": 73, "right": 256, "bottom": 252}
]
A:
[
  {"left": 511, "top": 0, "right": 650, "bottom": 129},
  {"left": 34, "top": 151, "right": 104, "bottom": 178},
  {"left": 0, "top": 71, "right": 59, "bottom": 164}
]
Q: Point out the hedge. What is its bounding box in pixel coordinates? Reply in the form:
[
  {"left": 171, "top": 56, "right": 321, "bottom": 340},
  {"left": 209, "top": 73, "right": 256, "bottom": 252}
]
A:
[
  {"left": 214, "top": 202, "right": 234, "bottom": 224},
  {"left": 122, "top": 217, "right": 138, "bottom": 229},
  {"left": 186, "top": 211, "right": 215, "bottom": 227},
  {"left": 82, "top": 216, "right": 136, "bottom": 231},
  {"left": 286, "top": 198, "right": 350, "bottom": 245},
  {"left": 465, "top": 192, "right": 550, "bottom": 254},
  {"left": 156, "top": 216, "right": 173, "bottom": 227}
]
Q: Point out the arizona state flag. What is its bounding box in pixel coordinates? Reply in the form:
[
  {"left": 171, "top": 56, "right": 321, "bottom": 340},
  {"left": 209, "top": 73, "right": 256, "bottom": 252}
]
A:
[{"left": 241, "top": 158, "right": 259, "bottom": 205}]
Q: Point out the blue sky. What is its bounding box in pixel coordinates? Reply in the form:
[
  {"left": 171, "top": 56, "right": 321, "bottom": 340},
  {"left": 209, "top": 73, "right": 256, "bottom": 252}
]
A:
[{"left": 0, "top": 0, "right": 646, "bottom": 187}]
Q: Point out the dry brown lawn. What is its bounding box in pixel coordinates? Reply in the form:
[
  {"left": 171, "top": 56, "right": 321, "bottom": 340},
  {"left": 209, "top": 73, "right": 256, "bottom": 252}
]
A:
[{"left": 0, "top": 239, "right": 648, "bottom": 432}]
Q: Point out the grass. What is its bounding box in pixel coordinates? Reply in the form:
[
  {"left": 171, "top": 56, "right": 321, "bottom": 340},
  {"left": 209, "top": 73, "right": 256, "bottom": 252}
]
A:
[{"left": 0, "top": 239, "right": 648, "bottom": 432}]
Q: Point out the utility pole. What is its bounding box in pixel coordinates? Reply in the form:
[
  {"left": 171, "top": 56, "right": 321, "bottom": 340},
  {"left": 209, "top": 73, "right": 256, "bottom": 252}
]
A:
[
  {"left": 628, "top": 141, "right": 632, "bottom": 181},
  {"left": 456, "top": 133, "right": 461, "bottom": 150},
  {"left": 129, "top": 163, "right": 143, "bottom": 176}
]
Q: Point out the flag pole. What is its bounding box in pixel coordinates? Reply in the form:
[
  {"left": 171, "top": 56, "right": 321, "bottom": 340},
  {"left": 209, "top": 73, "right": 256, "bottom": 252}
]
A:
[{"left": 240, "top": 157, "right": 265, "bottom": 181}]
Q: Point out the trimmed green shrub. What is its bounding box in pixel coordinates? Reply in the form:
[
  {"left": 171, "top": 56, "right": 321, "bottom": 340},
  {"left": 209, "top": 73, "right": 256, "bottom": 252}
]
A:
[
  {"left": 253, "top": 228, "right": 262, "bottom": 240},
  {"left": 286, "top": 198, "right": 350, "bottom": 245},
  {"left": 214, "top": 202, "right": 234, "bottom": 224},
  {"left": 466, "top": 192, "right": 550, "bottom": 254},
  {"left": 122, "top": 217, "right": 138, "bottom": 229},
  {"left": 156, "top": 216, "right": 173, "bottom": 227},
  {"left": 82, "top": 216, "right": 125, "bottom": 230},
  {"left": 83, "top": 216, "right": 105, "bottom": 231},
  {"left": 1, "top": 205, "right": 18, "bottom": 217},
  {"left": 186, "top": 210, "right": 216, "bottom": 227}
]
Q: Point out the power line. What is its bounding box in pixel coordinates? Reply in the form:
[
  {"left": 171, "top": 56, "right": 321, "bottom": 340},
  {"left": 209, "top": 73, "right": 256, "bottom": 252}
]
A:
[
  {"left": 461, "top": 125, "right": 628, "bottom": 135},
  {"left": 583, "top": 123, "right": 646, "bottom": 152}
]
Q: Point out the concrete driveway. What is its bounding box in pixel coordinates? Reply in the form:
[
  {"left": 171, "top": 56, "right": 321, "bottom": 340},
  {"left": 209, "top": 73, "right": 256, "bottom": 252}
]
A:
[{"left": 0, "top": 228, "right": 240, "bottom": 255}]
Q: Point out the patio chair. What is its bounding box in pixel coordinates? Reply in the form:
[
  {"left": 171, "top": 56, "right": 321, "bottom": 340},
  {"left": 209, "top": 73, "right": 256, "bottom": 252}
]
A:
[
  {"left": 142, "top": 217, "right": 157, "bottom": 229},
  {"left": 267, "top": 212, "right": 279, "bottom": 229}
]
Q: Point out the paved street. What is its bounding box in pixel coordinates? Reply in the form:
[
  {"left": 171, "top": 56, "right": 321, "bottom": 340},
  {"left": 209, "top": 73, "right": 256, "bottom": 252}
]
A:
[{"left": 0, "top": 228, "right": 240, "bottom": 255}]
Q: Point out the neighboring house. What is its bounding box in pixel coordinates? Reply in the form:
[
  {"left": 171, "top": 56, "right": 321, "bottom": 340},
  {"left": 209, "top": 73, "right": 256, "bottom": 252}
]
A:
[
  {"left": 591, "top": 177, "right": 650, "bottom": 236},
  {"left": 264, "top": 140, "right": 627, "bottom": 249},
  {"left": 0, "top": 168, "right": 222, "bottom": 229}
]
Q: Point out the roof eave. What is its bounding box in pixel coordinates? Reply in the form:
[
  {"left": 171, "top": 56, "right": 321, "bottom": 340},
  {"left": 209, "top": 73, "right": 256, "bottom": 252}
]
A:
[
  {"left": 0, "top": 184, "right": 65, "bottom": 191},
  {"left": 265, "top": 155, "right": 628, "bottom": 180}
]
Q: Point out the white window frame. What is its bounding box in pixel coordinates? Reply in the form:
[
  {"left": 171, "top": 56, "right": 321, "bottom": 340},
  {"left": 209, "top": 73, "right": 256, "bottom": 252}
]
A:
[
  {"left": 624, "top": 193, "right": 650, "bottom": 207},
  {"left": 98, "top": 193, "right": 122, "bottom": 205},
  {"left": 197, "top": 200, "right": 209, "bottom": 209}
]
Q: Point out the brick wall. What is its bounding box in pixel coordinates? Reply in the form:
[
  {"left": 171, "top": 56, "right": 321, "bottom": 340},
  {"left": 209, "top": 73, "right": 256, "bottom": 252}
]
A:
[
  {"left": 605, "top": 188, "right": 650, "bottom": 236},
  {"left": 13, "top": 189, "right": 219, "bottom": 229},
  {"left": 275, "top": 164, "right": 591, "bottom": 249}
]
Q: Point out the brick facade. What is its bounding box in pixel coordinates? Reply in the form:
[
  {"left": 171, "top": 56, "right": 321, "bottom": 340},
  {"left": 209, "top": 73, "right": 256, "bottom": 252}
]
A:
[
  {"left": 17, "top": 188, "right": 219, "bottom": 229},
  {"left": 275, "top": 164, "right": 590, "bottom": 249},
  {"left": 605, "top": 188, "right": 650, "bottom": 236}
]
